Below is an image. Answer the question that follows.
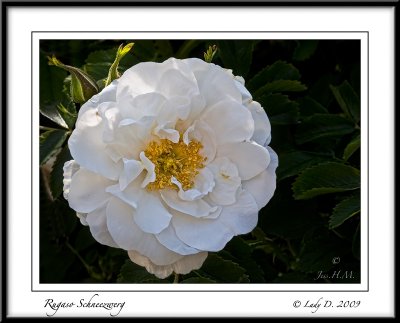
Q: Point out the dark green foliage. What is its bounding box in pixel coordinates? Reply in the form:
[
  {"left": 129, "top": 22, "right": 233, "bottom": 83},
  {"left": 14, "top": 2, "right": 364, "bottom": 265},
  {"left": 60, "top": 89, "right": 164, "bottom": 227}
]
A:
[{"left": 40, "top": 39, "right": 361, "bottom": 284}]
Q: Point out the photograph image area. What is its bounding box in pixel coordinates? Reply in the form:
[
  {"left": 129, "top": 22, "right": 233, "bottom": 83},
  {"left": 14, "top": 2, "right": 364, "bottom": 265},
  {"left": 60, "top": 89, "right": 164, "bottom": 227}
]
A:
[{"left": 39, "top": 39, "right": 361, "bottom": 284}]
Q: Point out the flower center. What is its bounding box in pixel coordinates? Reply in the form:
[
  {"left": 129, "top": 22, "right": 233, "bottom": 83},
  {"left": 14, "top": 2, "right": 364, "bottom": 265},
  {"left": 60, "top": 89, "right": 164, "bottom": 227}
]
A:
[{"left": 144, "top": 137, "right": 206, "bottom": 191}]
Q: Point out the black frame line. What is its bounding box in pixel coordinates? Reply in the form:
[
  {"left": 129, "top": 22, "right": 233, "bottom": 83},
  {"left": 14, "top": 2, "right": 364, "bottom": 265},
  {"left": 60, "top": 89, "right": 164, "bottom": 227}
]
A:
[
  {"left": 32, "top": 31, "right": 368, "bottom": 293},
  {"left": 2, "top": 1, "right": 400, "bottom": 6}
]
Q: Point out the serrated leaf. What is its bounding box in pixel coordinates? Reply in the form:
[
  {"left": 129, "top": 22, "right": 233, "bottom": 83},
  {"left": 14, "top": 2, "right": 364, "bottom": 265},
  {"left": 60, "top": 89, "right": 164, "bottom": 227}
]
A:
[
  {"left": 309, "top": 74, "right": 336, "bottom": 107},
  {"left": 330, "top": 80, "right": 360, "bottom": 124},
  {"left": 180, "top": 277, "right": 216, "bottom": 284},
  {"left": 298, "top": 229, "right": 348, "bottom": 273},
  {"left": 277, "top": 151, "right": 332, "bottom": 181},
  {"left": 216, "top": 40, "right": 255, "bottom": 77},
  {"left": 295, "top": 114, "right": 355, "bottom": 144},
  {"left": 258, "top": 94, "right": 299, "bottom": 125},
  {"left": 85, "top": 46, "right": 138, "bottom": 81},
  {"left": 247, "top": 60, "right": 301, "bottom": 92},
  {"left": 343, "top": 134, "right": 360, "bottom": 161},
  {"left": 85, "top": 49, "right": 119, "bottom": 80},
  {"left": 298, "top": 96, "right": 328, "bottom": 118},
  {"left": 329, "top": 193, "right": 360, "bottom": 229},
  {"left": 49, "top": 144, "right": 72, "bottom": 199},
  {"left": 40, "top": 130, "right": 68, "bottom": 165},
  {"left": 293, "top": 40, "right": 319, "bottom": 61},
  {"left": 254, "top": 80, "right": 307, "bottom": 98},
  {"left": 117, "top": 260, "right": 167, "bottom": 283},
  {"left": 292, "top": 162, "right": 360, "bottom": 200},
  {"left": 199, "top": 254, "right": 248, "bottom": 283}
]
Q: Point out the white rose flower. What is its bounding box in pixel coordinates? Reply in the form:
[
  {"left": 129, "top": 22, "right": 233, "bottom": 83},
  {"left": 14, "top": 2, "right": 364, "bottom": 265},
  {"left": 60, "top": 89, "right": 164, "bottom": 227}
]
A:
[{"left": 63, "top": 57, "right": 278, "bottom": 279}]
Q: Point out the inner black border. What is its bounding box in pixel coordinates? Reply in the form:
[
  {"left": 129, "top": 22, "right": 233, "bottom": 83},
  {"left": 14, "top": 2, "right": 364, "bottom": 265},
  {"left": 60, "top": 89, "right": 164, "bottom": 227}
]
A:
[{"left": 32, "top": 31, "right": 369, "bottom": 293}]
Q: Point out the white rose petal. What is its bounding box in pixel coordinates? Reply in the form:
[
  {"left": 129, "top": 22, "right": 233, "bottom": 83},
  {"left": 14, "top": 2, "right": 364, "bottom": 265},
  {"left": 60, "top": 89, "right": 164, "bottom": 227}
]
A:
[
  {"left": 128, "top": 250, "right": 208, "bottom": 279},
  {"left": 86, "top": 206, "right": 119, "bottom": 248},
  {"left": 64, "top": 57, "right": 278, "bottom": 279},
  {"left": 68, "top": 168, "right": 114, "bottom": 213},
  {"left": 217, "top": 141, "right": 271, "bottom": 180}
]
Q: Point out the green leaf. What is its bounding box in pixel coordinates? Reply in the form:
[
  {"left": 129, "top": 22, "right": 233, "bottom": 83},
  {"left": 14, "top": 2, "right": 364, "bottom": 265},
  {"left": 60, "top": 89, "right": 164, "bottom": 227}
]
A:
[
  {"left": 223, "top": 237, "right": 265, "bottom": 283},
  {"left": 49, "top": 144, "right": 72, "bottom": 199},
  {"left": 247, "top": 60, "right": 300, "bottom": 92},
  {"left": 199, "top": 254, "right": 248, "bottom": 283},
  {"left": 298, "top": 96, "right": 329, "bottom": 118},
  {"left": 258, "top": 94, "right": 299, "bottom": 125},
  {"left": 254, "top": 80, "right": 307, "bottom": 98},
  {"left": 84, "top": 45, "right": 139, "bottom": 82},
  {"left": 117, "top": 260, "right": 168, "bottom": 283},
  {"left": 180, "top": 277, "right": 216, "bottom": 284},
  {"left": 309, "top": 74, "right": 336, "bottom": 107},
  {"left": 40, "top": 52, "right": 70, "bottom": 129},
  {"left": 259, "top": 182, "right": 323, "bottom": 239},
  {"left": 292, "top": 162, "right": 360, "bottom": 200},
  {"left": 104, "top": 43, "right": 134, "bottom": 87},
  {"left": 329, "top": 193, "right": 360, "bottom": 229},
  {"left": 295, "top": 114, "right": 355, "bottom": 144},
  {"left": 216, "top": 40, "right": 255, "bottom": 77},
  {"left": 48, "top": 55, "right": 99, "bottom": 104},
  {"left": 343, "top": 134, "right": 360, "bottom": 161},
  {"left": 293, "top": 40, "right": 319, "bottom": 61},
  {"left": 40, "top": 129, "right": 68, "bottom": 165},
  {"left": 330, "top": 81, "right": 360, "bottom": 124},
  {"left": 298, "top": 229, "right": 348, "bottom": 273},
  {"left": 56, "top": 88, "right": 77, "bottom": 129},
  {"left": 85, "top": 49, "right": 121, "bottom": 80},
  {"left": 276, "top": 151, "right": 332, "bottom": 181}
]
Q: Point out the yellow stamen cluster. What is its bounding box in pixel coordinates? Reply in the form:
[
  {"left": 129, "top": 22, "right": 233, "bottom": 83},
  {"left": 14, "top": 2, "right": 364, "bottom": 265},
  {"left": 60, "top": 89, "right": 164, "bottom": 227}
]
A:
[{"left": 144, "top": 137, "right": 205, "bottom": 191}]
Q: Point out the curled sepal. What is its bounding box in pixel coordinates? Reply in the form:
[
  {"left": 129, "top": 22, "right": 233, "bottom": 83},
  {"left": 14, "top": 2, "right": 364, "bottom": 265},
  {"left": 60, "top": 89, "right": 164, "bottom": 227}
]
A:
[
  {"left": 48, "top": 56, "right": 99, "bottom": 104},
  {"left": 204, "top": 45, "right": 218, "bottom": 63},
  {"left": 104, "top": 43, "right": 135, "bottom": 87}
]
